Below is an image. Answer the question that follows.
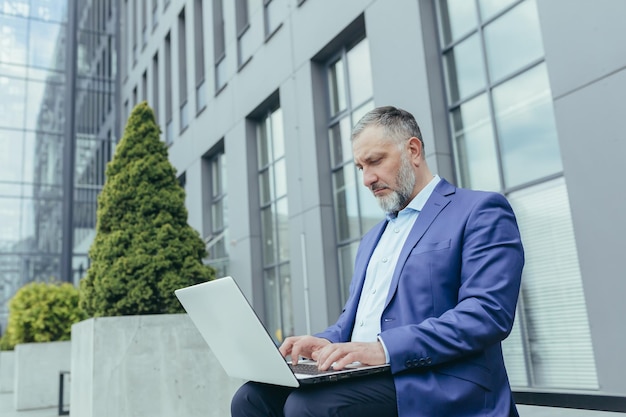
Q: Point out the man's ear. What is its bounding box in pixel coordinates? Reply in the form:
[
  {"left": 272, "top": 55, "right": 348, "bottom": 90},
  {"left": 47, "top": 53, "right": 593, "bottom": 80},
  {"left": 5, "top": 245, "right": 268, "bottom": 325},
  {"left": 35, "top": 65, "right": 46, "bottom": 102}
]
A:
[{"left": 407, "top": 137, "right": 423, "bottom": 164}]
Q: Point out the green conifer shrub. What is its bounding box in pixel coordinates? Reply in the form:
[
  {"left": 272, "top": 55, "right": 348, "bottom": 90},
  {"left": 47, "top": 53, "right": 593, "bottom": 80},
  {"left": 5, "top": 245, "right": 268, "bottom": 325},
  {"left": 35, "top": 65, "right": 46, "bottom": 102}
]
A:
[
  {"left": 80, "top": 102, "right": 215, "bottom": 317},
  {"left": 1, "top": 281, "right": 86, "bottom": 350}
]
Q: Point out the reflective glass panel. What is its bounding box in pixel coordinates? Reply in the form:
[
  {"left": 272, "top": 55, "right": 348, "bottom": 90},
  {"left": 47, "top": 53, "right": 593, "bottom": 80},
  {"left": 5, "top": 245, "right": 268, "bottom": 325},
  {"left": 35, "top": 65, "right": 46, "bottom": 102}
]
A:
[
  {"left": 261, "top": 206, "right": 276, "bottom": 264},
  {"left": 451, "top": 94, "right": 500, "bottom": 191},
  {"left": 328, "top": 58, "right": 346, "bottom": 116},
  {"left": 30, "top": 0, "right": 67, "bottom": 22},
  {"left": 274, "top": 158, "right": 287, "bottom": 199},
  {"left": 28, "top": 20, "right": 64, "bottom": 69},
  {"left": 211, "top": 156, "right": 223, "bottom": 197},
  {"left": 211, "top": 199, "right": 224, "bottom": 231},
  {"left": 357, "top": 171, "right": 382, "bottom": 232},
  {"left": 0, "top": 76, "right": 26, "bottom": 129},
  {"left": 508, "top": 179, "right": 598, "bottom": 389},
  {"left": 444, "top": 34, "right": 486, "bottom": 103},
  {"left": 502, "top": 310, "right": 529, "bottom": 387},
  {"left": 2, "top": 0, "right": 29, "bottom": 16},
  {"left": 271, "top": 108, "right": 284, "bottom": 159},
  {"left": 0, "top": 197, "right": 34, "bottom": 242},
  {"left": 257, "top": 118, "right": 271, "bottom": 167},
  {"left": 0, "top": 130, "right": 25, "bottom": 183},
  {"left": 279, "top": 263, "right": 294, "bottom": 338},
  {"left": 484, "top": 0, "right": 543, "bottom": 82},
  {"left": 332, "top": 166, "right": 360, "bottom": 242},
  {"left": 347, "top": 38, "right": 373, "bottom": 108},
  {"left": 337, "top": 241, "right": 359, "bottom": 303},
  {"left": 276, "top": 197, "right": 289, "bottom": 262},
  {"left": 263, "top": 268, "right": 281, "bottom": 342},
  {"left": 0, "top": 14, "right": 28, "bottom": 65},
  {"left": 437, "top": 0, "right": 478, "bottom": 45},
  {"left": 258, "top": 168, "right": 272, "bottom": 205},
  {"left": 352, "top": 100, "right": 374, "bottom": 126},
  {"left": 492, "top": 63, "right": 562, "bottom": 188},
  {"left": 478, "top": 0, "right": 517, "bottom": 21},
  {"left": 328, "top": 117, "right": 352, "bottom": 167},
  {"left": 0, "top": 62, "right": 27, "bottom": 78}
]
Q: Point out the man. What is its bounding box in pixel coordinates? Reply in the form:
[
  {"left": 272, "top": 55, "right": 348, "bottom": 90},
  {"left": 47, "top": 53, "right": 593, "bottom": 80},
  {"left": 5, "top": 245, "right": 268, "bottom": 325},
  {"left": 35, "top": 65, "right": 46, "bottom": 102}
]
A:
[{"left": 231, "top": 106, "right": 524, "bottom": 416}]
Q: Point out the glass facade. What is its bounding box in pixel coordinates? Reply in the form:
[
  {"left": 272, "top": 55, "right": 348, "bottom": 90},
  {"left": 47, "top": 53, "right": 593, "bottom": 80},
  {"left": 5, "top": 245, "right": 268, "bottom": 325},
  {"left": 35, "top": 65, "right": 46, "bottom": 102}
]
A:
[
  {"left": 325, "top": 37, "right": 378, "bottom": 303},
  {"left": 257, "top": 105, "right": 292, "bottom": 344},
  {"left": 436, "top": 0, "right": 598, "bottom": 389},
  {"left": 204, "top": 149, "right": 229, "bottom": 278},
  {"left": 0, "top": 0, "right": 116, "bottom": 333},
  {"left": 72, "top": 0, "right": 118, "bottom": 283},
  {"left": 0, "top": 0, "right": 69, "bottom": 332}
]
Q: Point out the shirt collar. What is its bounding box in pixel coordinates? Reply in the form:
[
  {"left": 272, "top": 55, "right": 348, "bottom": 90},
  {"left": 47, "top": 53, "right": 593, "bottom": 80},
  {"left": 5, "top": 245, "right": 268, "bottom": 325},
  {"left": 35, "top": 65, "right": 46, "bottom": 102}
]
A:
[{"left": 386, "top": 175, "right": 441, "bottom": 220}]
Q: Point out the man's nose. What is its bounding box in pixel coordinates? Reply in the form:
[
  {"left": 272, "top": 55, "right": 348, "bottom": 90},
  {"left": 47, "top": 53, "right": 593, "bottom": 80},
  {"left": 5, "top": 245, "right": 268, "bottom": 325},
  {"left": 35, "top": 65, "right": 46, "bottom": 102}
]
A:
[{"left": 361, "top": 167, "right": 376, "bottom": 188}]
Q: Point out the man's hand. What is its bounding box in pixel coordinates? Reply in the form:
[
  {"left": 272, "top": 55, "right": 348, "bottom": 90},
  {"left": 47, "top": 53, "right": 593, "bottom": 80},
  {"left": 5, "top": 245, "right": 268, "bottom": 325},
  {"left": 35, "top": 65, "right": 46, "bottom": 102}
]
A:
[
  {"left": 312, "top": 341, "right": 386, "bottom": 371},
  {"left": 279, "top": 335, "right": 330, "bottom": 365}
]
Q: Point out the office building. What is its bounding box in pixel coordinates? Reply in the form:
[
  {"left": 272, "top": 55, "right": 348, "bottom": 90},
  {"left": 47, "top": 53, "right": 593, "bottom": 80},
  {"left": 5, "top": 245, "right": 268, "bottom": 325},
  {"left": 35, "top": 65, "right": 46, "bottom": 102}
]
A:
[
  {"left": 124, "top": 0, "right": 626, "bottom": 399},
  {"left": 1, "top": 0, "right": 625, "bottom": 405},
  {"left": 0, "top": 0, "right": 117, "bottom": 330}
]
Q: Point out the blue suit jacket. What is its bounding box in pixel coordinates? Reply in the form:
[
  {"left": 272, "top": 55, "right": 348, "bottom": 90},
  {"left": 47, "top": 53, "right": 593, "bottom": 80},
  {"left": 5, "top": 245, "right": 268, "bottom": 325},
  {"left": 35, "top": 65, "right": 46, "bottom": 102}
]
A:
[{"left": 316, "top": 179, "right": 524, "bottom": 417}]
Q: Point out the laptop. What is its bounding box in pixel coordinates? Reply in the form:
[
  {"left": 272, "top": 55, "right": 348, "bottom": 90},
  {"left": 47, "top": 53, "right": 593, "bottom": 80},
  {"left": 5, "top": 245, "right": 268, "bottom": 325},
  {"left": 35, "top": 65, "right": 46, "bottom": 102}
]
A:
[{"left": 174, "top": 276, "right": 390, "bottom": 387}]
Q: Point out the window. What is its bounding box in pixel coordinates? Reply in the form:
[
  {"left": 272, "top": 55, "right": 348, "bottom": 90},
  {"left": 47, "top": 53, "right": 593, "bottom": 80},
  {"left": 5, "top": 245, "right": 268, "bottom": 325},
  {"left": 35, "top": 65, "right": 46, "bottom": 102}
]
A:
[
  {"left": 263, "top": 0, "right": 286, "bottom": 39},
  {"left": 178, "top": 8, "right": 189, "bottom": 131},
  {"left": 203, "top": 148, "right": 229, "bottom": 277},
  {"left": 141, "top": 0, "right": 148, "bottom": 49},
  {"left": 435, "top": 0, "right": 597, "bottom": 390},
  {"left": 141, "top": 70, "right": 147, "bottom": 102},
  {"left": 235, "top": 0, "right": 254, "bottom": 67},
  {"left": 152, "top": 52, "right": 159, "bottom": 123},
  {"left": 325, "top": 37, "right": 377, "bottom": 303},
  {"left": 164, "top": 31, "right": 173, "bottom": 143},
  {"left": 122, "top": 0, "right": 129, "bottom": 79},
  {"left": 132, "top": 0, "right": 137, "bottom": 66},
  {"left": 194, "top": 0, "right": 207, "bottom": 113},
  {"left": 257, "top": 105, "right": 292, "bottom": 343},
  {"left": 152, "top": 0, "right": 158, "bottom": 29},
  {"left": 213, "top": 0, "right": 227, "bottom": 91}
]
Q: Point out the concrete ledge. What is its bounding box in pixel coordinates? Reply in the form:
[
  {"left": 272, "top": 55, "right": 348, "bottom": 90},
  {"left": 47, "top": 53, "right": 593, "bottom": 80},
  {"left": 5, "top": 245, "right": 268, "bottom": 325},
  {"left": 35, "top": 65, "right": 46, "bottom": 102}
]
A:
[
  {"left": 0, "top": 351, "right": 15, "bottom": 393},
  {"left": 71, "top": 314, "right": 242, "bottom": 417},
  {"left": 14, "top": 341, "right": 70, "bottom": 410}
]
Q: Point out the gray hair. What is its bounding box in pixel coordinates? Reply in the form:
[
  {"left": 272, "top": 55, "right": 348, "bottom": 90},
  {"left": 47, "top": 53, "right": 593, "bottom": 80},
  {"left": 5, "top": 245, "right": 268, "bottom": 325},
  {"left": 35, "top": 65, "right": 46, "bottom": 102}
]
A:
[{"left": 351, "top": 106, "right": 424, "bottom": 152}]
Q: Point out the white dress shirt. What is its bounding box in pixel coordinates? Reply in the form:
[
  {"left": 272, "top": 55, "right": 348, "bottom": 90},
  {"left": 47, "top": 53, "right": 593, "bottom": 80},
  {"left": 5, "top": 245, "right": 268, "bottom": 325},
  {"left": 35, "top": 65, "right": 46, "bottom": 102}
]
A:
[{"left": 350, "top": 175, "right": 441, "bottom": 346}]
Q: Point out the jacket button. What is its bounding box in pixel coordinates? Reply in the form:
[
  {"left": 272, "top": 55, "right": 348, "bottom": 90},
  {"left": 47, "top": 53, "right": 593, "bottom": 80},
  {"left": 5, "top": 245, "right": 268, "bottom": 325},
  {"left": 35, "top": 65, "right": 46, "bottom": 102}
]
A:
[
  {"left": 405, "top": 360, "right": 412, "bottom": 368},
  {"left": 418, "top": 358, "right": 426, "bottom": 366},
  {"left": 426, "top": 357, "right": 432, "bottom": 365}
]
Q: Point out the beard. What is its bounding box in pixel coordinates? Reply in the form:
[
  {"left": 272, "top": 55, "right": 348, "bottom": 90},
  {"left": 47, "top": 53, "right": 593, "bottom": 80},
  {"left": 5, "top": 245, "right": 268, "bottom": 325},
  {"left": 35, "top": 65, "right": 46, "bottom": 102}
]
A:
[{"left": 371, "top": 154, "right": 416, "bottom": 214}]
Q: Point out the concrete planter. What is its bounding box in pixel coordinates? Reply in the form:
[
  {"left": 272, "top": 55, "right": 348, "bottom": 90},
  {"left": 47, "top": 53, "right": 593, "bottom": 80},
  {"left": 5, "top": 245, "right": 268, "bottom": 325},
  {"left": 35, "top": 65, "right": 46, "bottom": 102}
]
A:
[
  {"left": 0, "top": 351, "right": 15, "bottom": 393},
  {"left": 14, "top": 341, "right": 71, "bottom": 410},
  {"left": 71, "top": 314, "right": 242, "bottom": 417}
]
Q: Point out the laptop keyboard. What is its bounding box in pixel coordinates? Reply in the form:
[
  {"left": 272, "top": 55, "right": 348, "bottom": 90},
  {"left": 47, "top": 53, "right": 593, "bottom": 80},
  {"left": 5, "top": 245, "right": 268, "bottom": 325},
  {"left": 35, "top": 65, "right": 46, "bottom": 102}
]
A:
[{"left": 289, "top": 363, "right": 336, "bottom": 376}]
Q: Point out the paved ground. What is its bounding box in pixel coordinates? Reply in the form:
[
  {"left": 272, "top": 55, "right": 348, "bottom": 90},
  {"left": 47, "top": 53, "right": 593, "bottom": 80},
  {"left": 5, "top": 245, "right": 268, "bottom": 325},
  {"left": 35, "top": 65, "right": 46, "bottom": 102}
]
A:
[{"left": 2, "top": 391, "right": 624, "bottom": 416}]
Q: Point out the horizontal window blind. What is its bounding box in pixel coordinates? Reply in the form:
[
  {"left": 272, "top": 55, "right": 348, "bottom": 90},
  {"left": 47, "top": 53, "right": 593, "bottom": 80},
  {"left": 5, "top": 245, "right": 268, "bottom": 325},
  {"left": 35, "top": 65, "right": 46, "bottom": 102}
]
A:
[{"left": 506, "top": 178, "right": 598, "bottom": 389}]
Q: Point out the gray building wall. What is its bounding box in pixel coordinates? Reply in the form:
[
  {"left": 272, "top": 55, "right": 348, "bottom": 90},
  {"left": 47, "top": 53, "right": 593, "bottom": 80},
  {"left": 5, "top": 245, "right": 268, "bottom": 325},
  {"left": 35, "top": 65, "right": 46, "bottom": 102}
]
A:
[
  {"left": 537, "top": 0, "right": 626, "bottom": 394},
  {"left": 122, "top": 0, "right": 626, "bottom": 397}
]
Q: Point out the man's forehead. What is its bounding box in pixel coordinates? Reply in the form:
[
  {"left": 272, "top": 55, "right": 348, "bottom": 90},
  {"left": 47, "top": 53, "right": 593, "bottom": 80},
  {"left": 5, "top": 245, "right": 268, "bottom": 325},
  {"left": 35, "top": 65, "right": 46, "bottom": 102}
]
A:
[{"left": 352, "top": 134, "right": 394, "bottom": 161}]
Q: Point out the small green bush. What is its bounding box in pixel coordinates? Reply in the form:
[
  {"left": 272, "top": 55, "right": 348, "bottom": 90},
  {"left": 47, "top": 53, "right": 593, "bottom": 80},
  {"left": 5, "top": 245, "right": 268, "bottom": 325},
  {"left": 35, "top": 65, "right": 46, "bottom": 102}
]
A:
[
  {"left": 1, "top": 281, "right": 87, "bottom": 350},
  {"left": 80, "top": 102, "right": 215, "bottom": 317}
]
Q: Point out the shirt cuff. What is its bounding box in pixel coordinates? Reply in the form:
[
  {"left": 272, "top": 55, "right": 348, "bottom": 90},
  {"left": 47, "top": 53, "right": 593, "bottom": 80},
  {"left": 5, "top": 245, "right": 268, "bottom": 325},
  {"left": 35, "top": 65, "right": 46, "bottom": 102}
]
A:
[{"left": 377, "top": 335, "right": 390, "bottom": 364}]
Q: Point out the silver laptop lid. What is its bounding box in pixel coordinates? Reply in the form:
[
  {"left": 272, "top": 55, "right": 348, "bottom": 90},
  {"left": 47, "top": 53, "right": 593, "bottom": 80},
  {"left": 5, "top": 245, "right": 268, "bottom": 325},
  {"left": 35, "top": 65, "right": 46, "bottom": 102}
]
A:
[{"left": 175, "top": 276, "right": 300, "bottom": 387}]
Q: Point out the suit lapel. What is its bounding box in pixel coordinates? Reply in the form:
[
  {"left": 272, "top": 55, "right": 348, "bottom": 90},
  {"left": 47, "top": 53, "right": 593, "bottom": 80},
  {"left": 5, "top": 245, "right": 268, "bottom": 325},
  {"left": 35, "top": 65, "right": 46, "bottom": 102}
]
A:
[{"left": 384, "top": 179, "right": 455, "bottom": 307}]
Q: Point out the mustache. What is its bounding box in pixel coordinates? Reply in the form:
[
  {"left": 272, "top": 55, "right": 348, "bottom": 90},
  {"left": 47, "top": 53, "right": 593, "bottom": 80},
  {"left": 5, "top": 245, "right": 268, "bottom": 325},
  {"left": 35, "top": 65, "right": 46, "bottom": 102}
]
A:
[{"left": 370, "top": 183, "right": 390, "bottom": 192}]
